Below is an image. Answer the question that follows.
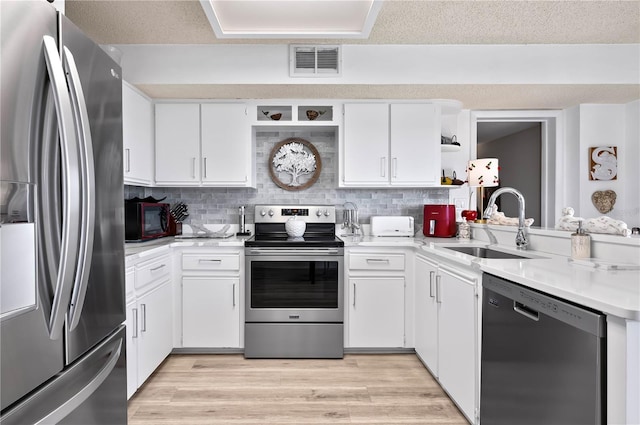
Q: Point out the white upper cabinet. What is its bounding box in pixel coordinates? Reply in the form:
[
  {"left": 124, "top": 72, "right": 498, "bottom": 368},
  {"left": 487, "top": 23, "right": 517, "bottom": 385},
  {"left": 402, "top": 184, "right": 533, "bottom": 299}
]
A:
[
  {"left": 122, "top": 82, "right": 154, "bottom": 186},
  {"left": 341, "top": 103, "right": 441, "bottom": 187},
  {"left": 343, "top": 103, "right": 389, "bottom": 185},
  {"left": 155, "top": 103, "right": 201, "bottom": 185},
  {"left": 390, "top": 103, "right": 440, "bottom": 186},
  {"left": 155, "top": 103, "right": 254, "bottom": 187},
  {"left": 201, "top": 104, "right": 252, "bottom": 186}
]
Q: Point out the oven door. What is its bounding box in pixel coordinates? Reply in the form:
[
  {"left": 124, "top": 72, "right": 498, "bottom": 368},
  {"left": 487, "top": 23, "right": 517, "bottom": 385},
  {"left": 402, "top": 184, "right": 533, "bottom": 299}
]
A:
[{"left": 245, "top": 249, "right": 344, "bottom": 323}]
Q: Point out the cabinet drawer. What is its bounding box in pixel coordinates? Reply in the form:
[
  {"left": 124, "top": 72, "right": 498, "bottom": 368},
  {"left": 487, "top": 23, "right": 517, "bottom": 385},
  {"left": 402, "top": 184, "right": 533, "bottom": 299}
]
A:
[
  {"left": 182, "top": 253, "right": 240, "bottom": 271},
  {"left": 349, "top": 253, "right": 405, "bottom": 271},
  {"left": 135, "top": 254, "right": 171, "bottom": 290}
]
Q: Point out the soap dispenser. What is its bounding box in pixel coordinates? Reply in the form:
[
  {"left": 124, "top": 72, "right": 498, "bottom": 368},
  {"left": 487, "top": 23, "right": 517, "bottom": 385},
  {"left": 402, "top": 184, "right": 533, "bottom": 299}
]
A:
[{"left": 571, "top": 220, "right": 591, "bottom": 259}]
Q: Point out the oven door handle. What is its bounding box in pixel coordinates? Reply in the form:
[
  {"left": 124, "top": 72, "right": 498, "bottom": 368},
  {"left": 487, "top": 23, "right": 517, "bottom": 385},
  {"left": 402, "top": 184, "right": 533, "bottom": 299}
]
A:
[{"left": 247, "top": 248, "right": 341, "bottom": 255}]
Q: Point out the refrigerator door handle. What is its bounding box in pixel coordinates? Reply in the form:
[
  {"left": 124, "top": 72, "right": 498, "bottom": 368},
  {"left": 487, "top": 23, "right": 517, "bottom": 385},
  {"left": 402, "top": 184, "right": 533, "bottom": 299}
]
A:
[
  {"left": 36, "top": 338, "right": 122, "bottom": 425},
  {"left": 62, "top": 46, "right": 96, "bottom": 331},
  {"left": 42, "top": 35, "right": 82, "bottom": 340}
]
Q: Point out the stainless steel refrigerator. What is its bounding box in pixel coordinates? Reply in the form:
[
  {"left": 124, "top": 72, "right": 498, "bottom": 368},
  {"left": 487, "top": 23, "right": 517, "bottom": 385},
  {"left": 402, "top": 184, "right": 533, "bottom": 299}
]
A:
[{"left": 1, "top": 1, "right": 127, "bottom": 423}]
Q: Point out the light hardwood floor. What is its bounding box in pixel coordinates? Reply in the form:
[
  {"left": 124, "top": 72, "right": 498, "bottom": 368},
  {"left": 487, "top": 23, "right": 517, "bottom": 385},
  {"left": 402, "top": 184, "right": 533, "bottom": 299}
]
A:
[{"left": 127, "top": 354, "right": 469, "bottom": 424}]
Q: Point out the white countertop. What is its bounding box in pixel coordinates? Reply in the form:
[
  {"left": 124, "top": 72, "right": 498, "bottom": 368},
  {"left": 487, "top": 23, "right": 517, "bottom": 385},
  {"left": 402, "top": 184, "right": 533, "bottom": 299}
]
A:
[
  {"left": 125, "top": 233, "right": 640, "bottom": 320},
  {"left": 420, "top": 241, "right": 640, "bottom": 320},
  {"left": 124, "top": 235, "right": 248, "bottom": 262}
]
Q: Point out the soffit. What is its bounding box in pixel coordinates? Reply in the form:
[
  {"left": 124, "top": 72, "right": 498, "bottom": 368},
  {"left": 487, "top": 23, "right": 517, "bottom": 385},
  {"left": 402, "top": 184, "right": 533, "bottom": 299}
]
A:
[{"left": 136, "top": 84, "right": 640, "bottom": 110}]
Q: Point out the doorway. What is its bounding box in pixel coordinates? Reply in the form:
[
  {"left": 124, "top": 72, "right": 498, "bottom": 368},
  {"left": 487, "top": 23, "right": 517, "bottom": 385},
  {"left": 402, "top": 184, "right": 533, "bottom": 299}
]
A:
[
  {"left": 477, "top": 122, "right": 542, "bottom": 226},
  {"left": 470, "top": 110, "right": 564, "bottom": 228}
]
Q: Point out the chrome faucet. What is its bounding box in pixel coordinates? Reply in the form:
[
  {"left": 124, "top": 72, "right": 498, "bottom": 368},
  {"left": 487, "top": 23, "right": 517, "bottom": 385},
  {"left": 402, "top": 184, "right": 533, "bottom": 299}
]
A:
[
  {"left": 342, "top": 202, "right": 360, "bottom": 236},
  {"left": 483, "top": 187, "right": 528, "bottom": 249}
]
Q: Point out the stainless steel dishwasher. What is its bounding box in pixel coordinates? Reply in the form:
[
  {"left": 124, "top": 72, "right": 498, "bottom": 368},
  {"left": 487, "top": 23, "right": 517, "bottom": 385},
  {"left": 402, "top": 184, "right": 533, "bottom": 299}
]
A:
[{"left": 481, "top": 273, "right": 606, "bottom": 425}]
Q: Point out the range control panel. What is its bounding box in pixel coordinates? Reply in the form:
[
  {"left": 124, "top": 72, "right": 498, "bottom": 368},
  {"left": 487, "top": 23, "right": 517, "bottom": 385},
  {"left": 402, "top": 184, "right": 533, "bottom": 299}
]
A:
[{"left": 254, "top": 205, "right": 335, "bottom": 223}]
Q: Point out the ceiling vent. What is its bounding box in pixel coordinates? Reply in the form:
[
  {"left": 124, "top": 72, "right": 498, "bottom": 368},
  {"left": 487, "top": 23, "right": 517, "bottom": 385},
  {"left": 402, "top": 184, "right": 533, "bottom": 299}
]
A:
[{"left": 290, "top": 45, "right": 341, "bottom": 77}]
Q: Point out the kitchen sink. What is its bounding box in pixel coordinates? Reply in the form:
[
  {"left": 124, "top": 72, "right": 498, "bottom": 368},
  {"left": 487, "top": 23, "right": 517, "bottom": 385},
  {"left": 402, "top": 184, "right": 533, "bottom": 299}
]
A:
[{"left": 443, "top": 246, "right": 532, "bottom": 260}]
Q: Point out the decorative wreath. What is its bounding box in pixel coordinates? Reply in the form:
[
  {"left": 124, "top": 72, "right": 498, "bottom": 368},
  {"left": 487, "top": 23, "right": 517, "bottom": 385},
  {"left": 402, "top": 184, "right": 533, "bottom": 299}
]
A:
[{"left": 269, "top": 138, "right": 322, "bottom": 191}]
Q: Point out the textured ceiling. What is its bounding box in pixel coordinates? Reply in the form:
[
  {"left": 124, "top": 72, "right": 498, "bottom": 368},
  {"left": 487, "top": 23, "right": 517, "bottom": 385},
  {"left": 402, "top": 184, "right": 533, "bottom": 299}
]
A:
[
  {"left": 64, "top": 1, "right": 640, "bottom": 107},
  {"left": 66, "top": 0, "right": 640, "bottom": 45}
]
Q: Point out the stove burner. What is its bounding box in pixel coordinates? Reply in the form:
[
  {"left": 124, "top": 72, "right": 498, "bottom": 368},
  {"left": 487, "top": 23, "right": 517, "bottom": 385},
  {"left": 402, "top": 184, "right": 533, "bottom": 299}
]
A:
[
  {"left": 248, "top": 204, "right": 343, "bottom": 248},
  {"left": 245, "top": 234, "right": 344, "bottom": 248}
]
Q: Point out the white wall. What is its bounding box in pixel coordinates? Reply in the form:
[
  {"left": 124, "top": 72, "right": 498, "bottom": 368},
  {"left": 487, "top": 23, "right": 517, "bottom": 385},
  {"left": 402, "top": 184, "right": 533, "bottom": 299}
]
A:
[
  {"left": 564, "top": 102, "right": 639, "bottom": 228},
  {"left": 624, "top": 100, "right": 640, "bottom": 228}
]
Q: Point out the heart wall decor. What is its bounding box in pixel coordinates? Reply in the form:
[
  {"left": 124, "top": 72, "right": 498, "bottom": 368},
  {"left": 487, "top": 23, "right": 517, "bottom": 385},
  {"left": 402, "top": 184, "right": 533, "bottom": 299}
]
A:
[{"left": 591, "top": 190, "right": 617, "bottom": 214}]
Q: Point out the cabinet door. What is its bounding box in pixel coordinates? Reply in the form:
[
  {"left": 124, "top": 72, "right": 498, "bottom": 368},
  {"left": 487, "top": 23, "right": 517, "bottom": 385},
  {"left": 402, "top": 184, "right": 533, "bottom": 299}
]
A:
[
  {"left": 342, "top": 104, "right": 389, "bottom": 186},
  {"left": 200, "top": 104, "right": 252, "bottom": 186},
  {"left": 348, "top": 277, "right": 404, "bottom": 348},
  {"left": 390, "top": 103, "right": 440, "bottom": 186},
  {"left": 414, "top": 256, "right": 439, "bottom": 374},
  {"left": 125, "top": 300, "right": 138, "bottom": 400},
  {"left": 155, "top": 103, "right": 200, "bottom": 184},
  {"left": 122, "top": 83, "right": 154, "bottom": 185},
  {"left": 437, "top": 267, "right": 477, "bottom": 421},
  {"left": 182, "top": 277, "right": 240, "bottom": 348},
  {"left": 137, "top": 281, "right": 173, "bottom": 387}
]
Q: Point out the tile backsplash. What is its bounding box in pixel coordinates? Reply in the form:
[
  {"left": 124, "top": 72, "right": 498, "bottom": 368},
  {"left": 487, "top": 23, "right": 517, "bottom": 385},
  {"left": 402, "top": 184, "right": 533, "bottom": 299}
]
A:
[{"left": 125, "top": 130, "right": 449, "bottom": 226}]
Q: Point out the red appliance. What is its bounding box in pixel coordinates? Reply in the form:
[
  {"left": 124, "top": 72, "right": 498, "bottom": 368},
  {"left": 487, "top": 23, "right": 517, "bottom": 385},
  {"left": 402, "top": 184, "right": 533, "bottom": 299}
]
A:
[{"left": 423, "top": 204, "right": 456, "bottom": 237}]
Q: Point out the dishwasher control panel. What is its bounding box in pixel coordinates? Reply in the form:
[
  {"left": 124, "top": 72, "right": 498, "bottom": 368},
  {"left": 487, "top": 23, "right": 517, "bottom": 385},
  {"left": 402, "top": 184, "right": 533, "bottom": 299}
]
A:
[{"left": 482, "top": 273, "right": 605, "bottom": 337}]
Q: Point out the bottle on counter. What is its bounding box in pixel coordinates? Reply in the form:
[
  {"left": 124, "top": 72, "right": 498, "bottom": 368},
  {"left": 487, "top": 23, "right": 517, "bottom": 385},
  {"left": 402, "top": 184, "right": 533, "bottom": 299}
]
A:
[
  {"left": 236, "top": 205, "right": 251, "bottom": 236},
  {"left": 457, "top": 218, "right": 471, "bottom": 240},
  {"left": 571, "top": 220, "right": 591, "bottom": 259}
]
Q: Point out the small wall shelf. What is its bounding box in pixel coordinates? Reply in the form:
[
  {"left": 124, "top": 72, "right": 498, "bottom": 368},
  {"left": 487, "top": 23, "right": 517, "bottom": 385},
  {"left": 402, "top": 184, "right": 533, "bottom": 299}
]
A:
[
  {"left": 297, "top": 105, "right": 333, "bottom": 122},
  {"left": 253, "top": 102, "right": 338, "bottom": 126},
  {"left": 257, "top": 106, "right": 292, "bottom": 122}
]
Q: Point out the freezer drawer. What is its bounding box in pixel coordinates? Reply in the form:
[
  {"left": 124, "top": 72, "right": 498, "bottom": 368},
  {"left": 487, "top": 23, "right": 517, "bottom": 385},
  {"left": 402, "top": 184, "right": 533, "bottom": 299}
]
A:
[{"left": 1, "top": 326, "right": 127, "bottom": 425}]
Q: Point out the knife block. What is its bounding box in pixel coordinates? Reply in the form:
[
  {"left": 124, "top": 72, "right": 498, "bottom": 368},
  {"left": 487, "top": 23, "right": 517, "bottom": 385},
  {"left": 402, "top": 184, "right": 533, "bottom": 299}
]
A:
[{"left": 167, "top": 216, "right": 182, "bottom": 236}]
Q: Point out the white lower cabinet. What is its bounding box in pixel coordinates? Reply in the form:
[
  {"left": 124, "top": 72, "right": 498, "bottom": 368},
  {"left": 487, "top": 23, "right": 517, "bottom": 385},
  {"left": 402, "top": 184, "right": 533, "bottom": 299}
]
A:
[
  {"left": 348, "top": 277, "right": 405, "bottom": 347},
  {"left": 125, "top": 267, "right": 137, "bottom": 400},
  {"left": 437, "top": 265, "right": 477, "bottom": 422},
  {"left": 182, "top": 277, "right": 240, "bottom": 347},
  {"left": 414, "top": 255, "right": 438, "bottom": 370},
  {"left": 180, "top": 250, "right": 242, "bottom": 349},
  {"left": 414, "top": 253, "right": 479, "bottom": 423},
  {"left": 346, "top": 250, "right": 406, "bottom": 348},
  {"left": 136, "top": 281, "right": 173, "bottom": 386},
  {"left": 126, "top": 249, "right": 174, "bottom": 399}
]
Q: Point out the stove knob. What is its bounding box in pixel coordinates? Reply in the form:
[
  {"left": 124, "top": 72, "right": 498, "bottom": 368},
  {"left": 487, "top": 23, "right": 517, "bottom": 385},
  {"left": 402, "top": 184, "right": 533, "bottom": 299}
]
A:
[
  {"left": 260, "top": 209, "right": 266, "bottom": 217},
  {"left": 324, "top": 210, "right": 331, "bottom": 217},
  {"left": 316, "top": 210, "right": 322, "bottom": 217},
  {"left": 268, "top": 209, "right": 275, "bottom": 217}
]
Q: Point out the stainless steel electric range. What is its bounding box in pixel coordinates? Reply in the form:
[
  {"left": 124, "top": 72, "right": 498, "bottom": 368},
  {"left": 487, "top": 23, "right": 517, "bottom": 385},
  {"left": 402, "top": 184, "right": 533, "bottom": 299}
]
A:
[{"left": 244, "top": 205, "right": 344, "bottom": 358}]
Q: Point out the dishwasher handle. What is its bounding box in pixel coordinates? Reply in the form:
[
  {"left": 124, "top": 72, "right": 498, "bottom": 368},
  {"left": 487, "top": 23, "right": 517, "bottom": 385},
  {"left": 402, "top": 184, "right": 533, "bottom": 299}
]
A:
[{"left": 514, "top": 301, "right": 539, "bottom": 321}]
